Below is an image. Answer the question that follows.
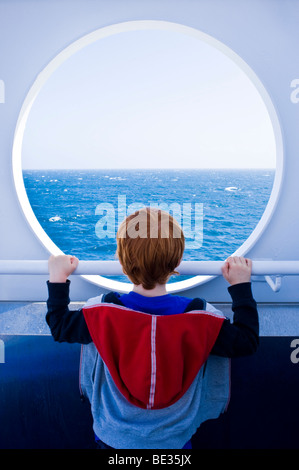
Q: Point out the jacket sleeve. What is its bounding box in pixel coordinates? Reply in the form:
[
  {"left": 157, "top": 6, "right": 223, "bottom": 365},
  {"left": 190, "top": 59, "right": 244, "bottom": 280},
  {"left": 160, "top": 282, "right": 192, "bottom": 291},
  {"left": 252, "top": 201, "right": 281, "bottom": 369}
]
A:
[
  {"left": 210, "top": 282, "right": 259, "bottom": 358},
  {"left": 46, "top": 280, "right": 92, "bottom": 344}
]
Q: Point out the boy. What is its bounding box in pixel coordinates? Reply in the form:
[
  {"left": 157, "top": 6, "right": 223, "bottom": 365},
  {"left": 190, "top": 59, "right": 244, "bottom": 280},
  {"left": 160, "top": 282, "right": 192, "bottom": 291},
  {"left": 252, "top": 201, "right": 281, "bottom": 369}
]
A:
[{"left": 46, "top": 207, "right": 258, "bottom": 449}]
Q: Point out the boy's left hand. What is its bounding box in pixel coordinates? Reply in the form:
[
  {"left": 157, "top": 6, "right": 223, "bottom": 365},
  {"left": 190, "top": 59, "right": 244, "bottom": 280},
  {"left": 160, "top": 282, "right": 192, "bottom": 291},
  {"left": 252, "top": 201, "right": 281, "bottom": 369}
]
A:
[
  {"left": 221, "top": 256, "right": 252, "bottom": 286},
  {"left": 48, "top": 255, "right": 79, "bottom": 283}
]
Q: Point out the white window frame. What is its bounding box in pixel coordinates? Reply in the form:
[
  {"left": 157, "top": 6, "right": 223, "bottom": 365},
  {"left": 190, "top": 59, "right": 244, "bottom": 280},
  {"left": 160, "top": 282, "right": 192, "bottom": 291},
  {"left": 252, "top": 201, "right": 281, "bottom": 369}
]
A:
[{"left": 12, "top": 20, "right": 284, "bottom": 293}]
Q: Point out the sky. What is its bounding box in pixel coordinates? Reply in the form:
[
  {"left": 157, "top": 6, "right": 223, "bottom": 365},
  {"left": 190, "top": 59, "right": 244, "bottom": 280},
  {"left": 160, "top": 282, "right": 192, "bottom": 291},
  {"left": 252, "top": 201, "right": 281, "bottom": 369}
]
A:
[{"left": 22, "top": 28, "right": 276, "bottom": 170}]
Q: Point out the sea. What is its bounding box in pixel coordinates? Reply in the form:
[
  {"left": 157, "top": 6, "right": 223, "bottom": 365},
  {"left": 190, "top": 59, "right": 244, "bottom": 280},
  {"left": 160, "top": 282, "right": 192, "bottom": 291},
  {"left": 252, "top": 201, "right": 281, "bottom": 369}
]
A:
[{"left": 23, "top": 169, "right": 275, "bottom": 284}]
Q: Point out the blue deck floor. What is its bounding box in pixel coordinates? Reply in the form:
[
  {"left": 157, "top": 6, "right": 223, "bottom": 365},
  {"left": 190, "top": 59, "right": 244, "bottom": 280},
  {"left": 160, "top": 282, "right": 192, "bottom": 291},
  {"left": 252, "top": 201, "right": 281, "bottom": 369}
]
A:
[{"left": 0, "top": 302, "right": 298, "bottom": 449}]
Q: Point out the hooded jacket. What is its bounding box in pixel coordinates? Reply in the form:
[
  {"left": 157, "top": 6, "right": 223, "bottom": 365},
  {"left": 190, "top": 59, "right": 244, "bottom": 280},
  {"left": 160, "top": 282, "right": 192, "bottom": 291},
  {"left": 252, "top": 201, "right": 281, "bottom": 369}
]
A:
[
  {"left": 46, "top": 281, "right": 258, "bottom": 449},
  {"left": 79, "top": 294, "right": 230, "bottom": 449}
]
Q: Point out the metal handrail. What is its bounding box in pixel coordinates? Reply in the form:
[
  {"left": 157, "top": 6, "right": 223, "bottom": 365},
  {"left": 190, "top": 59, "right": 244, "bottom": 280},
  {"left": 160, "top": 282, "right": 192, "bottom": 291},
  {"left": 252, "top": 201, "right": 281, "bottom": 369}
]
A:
[{"left": 0, "top": 260, "right": 299, "bottom": 276}]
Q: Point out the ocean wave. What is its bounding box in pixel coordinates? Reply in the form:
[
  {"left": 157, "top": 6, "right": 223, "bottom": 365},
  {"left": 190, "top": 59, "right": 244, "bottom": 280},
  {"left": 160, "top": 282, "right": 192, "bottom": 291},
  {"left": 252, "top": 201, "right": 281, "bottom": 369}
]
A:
[{"left": 23, "top": 169, "right": 275, "bottom": 262}]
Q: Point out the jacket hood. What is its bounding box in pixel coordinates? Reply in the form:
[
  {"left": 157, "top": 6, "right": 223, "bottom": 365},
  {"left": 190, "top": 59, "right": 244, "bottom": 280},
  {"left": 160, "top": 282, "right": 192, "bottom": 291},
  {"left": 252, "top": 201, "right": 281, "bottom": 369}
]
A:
[{"left": 83, "top": 302, "right": 225, "bottom": 410}]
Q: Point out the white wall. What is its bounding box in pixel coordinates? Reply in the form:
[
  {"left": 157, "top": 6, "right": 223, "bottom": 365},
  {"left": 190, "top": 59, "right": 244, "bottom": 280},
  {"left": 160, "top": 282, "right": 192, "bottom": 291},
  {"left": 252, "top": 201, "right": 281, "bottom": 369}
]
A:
[{"left": 0, "top": 0, "right": 299, "bottom": 302}]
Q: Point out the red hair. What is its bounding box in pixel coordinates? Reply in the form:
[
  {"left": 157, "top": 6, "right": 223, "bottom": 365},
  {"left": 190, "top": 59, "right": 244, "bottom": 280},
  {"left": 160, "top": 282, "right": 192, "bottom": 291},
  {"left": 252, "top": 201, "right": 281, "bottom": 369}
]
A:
[{"left": 116, "top": 207, "right": 185, "bottom": 289}]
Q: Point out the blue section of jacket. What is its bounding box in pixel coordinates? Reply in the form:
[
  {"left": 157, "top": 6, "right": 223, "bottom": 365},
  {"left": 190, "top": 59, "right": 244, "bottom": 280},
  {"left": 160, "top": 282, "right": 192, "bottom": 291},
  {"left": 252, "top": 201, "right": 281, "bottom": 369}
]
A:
[{"left": 118, "top": 291, "right": 197, "bottom": 315}]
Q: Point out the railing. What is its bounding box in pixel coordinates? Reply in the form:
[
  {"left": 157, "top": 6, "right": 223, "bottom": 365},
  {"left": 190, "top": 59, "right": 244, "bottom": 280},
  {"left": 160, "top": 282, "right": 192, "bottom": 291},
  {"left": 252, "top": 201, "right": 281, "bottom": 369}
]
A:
[
  {"left": 1, "top": 260, "right": 299, "bottom": 292},
  {"left": 0, "top": 260, "right": 299, "bottom": 276}
]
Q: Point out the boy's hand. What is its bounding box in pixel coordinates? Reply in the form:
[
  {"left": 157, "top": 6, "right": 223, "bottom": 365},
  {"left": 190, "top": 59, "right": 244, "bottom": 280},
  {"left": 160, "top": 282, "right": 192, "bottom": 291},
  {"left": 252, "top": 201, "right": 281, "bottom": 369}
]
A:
[
  {"left": 221, "top": 256, "right": 252, "bottom": 286},
  {"left": 48, "top": 255, "right": 79, "bottom": 283}
]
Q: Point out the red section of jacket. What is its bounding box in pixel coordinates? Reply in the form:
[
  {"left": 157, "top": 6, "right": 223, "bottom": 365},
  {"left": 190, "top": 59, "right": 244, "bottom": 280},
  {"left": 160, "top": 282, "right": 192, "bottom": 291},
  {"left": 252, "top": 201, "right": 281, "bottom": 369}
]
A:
[{"left": 83, "top": 303, "right": 225, "bottom": 410}]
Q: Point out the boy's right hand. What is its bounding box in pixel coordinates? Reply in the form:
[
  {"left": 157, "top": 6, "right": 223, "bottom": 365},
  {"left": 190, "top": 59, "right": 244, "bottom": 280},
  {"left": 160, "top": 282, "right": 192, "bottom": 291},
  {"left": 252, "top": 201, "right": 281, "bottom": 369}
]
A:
[
  {"left": 48, "top": 255, "right": 79, "bottom": 283},
  {"left": 221, "top": 256, "right": 252, "bottom": 286}
]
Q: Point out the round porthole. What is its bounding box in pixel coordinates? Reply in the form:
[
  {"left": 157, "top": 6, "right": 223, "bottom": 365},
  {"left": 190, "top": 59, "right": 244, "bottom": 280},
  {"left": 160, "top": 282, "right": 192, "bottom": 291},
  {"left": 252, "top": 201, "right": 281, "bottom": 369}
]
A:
[{"left": 13, "top": 21, "right": 283, "bottom": 293}]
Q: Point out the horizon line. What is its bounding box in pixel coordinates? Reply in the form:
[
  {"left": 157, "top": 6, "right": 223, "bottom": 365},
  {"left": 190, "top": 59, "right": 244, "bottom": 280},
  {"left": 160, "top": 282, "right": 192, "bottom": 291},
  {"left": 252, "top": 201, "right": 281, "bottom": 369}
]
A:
[{"left": 22, "top": 167, "right": 276, "bottom": 171}]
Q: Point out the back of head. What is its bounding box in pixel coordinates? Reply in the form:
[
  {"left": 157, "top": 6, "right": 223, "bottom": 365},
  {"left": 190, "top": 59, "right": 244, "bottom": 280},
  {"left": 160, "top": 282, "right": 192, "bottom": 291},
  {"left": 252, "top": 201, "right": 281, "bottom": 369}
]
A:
[{"left": 116, "top": 207, "right": 185, "bottom": 289}]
